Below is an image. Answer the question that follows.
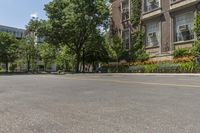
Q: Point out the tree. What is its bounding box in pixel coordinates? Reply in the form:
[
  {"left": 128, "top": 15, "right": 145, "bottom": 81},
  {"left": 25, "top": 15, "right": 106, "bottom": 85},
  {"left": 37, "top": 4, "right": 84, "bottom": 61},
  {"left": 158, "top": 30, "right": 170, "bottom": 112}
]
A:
[
  {"left": 84, "top": 30, "right": 109, "bottom": 71},
  {"left": 0, "top": 32, "right": 18, "bottom": 72},
  {"left": 130, "top": 0, "right": 149, "bottom": 62},
  {"left": 104, "top": 33, "right": 124, "bottom": 71},
  {"left": 192, "top": 13, "right": 200, "bottom": 57},
  {"left": 38, "top": 43, "right": 56, "bottom": 71},
  {"left": 19, "top": 36, "right": 37, "bottom": 72},
  {"left": 42, "top": 0, "right": 109, "bottom": 72},
  {"left": 56, "top": 45, "right": 74, "bottom": 72}
]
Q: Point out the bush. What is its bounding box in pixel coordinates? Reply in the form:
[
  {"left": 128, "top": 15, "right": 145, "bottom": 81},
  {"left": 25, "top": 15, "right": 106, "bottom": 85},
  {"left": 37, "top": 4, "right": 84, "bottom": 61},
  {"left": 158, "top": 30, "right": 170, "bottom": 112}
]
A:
[
  {"left": 136, "top": 49, "right": 149, "bottom": 62},
  {"left": 158, "top": 63, "right": 180, "bottom": 73},
  {"left": 179, "top": 62, "right": 197, "bottom": 73},
  {"left": 101, "top": 59, "right": 200, "bottom": 73},
  {"left": 173, "top": 48, "right": 191, "bottom": 58},
  {"left": 129, "top": 65, "right": 145, "bottom": 73},
  {"left": 144, "top": 64, "right": 159, "bottom": 73},
  {"left": 192, "top": 41, "right": 200, "bottom": 56}
]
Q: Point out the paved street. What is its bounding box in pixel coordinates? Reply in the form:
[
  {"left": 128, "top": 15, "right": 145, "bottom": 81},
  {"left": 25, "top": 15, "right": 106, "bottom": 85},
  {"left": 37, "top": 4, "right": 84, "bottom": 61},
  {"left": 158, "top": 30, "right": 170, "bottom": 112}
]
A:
[{"left": 1, "top": 74, "right": 200, "bottom": 132}]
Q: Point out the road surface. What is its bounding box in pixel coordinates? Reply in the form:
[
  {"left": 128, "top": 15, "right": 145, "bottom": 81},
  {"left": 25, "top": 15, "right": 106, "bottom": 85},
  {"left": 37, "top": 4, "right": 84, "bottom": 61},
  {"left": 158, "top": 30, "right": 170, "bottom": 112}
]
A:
[{"left": 0, "top": 74, "right": 200, "bottom": 133}]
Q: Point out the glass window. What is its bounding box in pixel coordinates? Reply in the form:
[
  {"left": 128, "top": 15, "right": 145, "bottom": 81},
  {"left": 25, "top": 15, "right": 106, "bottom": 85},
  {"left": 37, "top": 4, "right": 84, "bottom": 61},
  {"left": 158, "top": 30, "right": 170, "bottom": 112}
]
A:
[
  {"left": 144, "top": 0, "right": 160, "bottom": 12},
  {"left": 122, "top": 0, "right": 129, "bottom": 21},
  {"left": 175, "top": 12, "right": 194, "bottom": 42},
  {"left": 122, "top": 30, "right": 130, "bottom": 49},
  {"left": 146, "top": 21, "right": 160, "bottom": 47}
]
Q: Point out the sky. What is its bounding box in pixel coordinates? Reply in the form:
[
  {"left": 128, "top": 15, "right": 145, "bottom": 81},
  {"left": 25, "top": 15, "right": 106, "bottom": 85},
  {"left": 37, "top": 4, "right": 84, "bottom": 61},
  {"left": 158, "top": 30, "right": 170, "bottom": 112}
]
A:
[{"left": 0, "top": 0, "right": 52, "bottom": 29}]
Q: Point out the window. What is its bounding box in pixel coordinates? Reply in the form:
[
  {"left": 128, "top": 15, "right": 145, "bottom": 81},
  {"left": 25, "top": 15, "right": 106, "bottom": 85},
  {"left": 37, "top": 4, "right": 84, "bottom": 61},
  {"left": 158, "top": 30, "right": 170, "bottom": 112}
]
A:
[
  {"left": 122, "top": 0, "right": 129, "bottom": 21},
  {"left": 146, "top": 21, "right": 160, "bottom": 47},
  {"left": 174, "top": 12, "right": 194, "bottom": 42},
  {"left": 144, "top": 0, "right": 160, "bottom": 12},
  {"left": 122, "top": 30, "right": 130, "bottom": 49}
]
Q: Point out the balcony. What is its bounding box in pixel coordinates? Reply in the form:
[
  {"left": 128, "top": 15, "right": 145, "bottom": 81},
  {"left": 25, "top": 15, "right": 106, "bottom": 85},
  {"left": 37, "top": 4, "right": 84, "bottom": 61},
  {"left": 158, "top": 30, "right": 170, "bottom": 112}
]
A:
[
  {"left": 142, "top": 1, "right": 162, "bottom": 20},
  {"left": 170, "top": 0, "right": 200, "bottom": 11}
]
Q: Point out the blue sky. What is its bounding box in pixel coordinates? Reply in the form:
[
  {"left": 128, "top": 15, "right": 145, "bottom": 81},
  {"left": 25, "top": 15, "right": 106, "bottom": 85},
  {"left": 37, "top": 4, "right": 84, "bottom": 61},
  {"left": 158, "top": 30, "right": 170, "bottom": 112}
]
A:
[{"left": 0, "top": 0, "right": 52, "bottom": 29}]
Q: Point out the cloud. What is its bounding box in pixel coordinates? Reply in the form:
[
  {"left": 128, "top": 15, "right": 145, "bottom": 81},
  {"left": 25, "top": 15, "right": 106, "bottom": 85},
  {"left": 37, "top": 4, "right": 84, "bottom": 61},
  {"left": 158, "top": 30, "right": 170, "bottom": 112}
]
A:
[{"left": 30, "top": 12, "right": 38, "bottom": 19}]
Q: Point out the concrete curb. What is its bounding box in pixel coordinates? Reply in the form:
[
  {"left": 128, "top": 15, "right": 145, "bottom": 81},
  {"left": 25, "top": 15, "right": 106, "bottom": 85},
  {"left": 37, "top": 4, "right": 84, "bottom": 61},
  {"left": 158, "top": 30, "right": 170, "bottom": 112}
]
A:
[
  {"left": 64, "top": 73, "right": 200, "bottom": 76},
  {"left": 111, "top": 73, "right": 200, "bottom": 76}
]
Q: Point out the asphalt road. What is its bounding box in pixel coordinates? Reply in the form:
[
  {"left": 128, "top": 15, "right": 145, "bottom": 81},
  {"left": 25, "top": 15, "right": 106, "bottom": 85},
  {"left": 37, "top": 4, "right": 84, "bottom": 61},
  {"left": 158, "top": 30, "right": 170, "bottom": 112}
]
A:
[{"left": 1, "top": 74, "right": 200, "bottom": 133}]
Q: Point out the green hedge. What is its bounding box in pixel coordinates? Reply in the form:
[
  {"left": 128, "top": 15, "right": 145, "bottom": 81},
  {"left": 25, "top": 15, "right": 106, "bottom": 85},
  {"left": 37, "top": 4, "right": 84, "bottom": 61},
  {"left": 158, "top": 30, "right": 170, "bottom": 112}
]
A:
[{"left": 102, "top": 62, "right": 199, "bottom": 73}]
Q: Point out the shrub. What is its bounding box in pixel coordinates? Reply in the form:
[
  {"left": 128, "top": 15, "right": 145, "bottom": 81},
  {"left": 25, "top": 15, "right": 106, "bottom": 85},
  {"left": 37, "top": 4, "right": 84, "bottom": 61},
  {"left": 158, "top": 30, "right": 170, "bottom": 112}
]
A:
[
  {"left": 129, "top": 65, "right": 145, "bottom": 73},
  {"left": 144, "top": 64, "right": 159, "bottom": 73},
  {"left": 173, "top": 48, "right": 191, "bottom": 58},
  {"left": 192, "top": 41, "right": 200, "bottom": 56},
  {"left": 136, "top": 49, "right": 149, "bottom": 62},
  {"left": 179, "top": 62, "right": 197, "bottom": 73},
  {"left": 158, "top": 63, "right": 180, "bottom": 73}
]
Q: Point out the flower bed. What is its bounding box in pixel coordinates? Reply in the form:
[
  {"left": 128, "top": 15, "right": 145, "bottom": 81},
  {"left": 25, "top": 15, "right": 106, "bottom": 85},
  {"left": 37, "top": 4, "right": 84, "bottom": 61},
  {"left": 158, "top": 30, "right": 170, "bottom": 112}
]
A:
[{"left": 101, "top": 56, "right": 199, "bottom": 73}]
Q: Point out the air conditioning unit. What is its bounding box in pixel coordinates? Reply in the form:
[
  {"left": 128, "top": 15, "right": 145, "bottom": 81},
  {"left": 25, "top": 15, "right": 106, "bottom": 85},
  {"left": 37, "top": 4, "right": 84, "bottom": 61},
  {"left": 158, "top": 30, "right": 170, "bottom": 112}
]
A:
[
  {"left": 179, "top": 25, "right": 189, "bottom": 32},
  {"left": 148, "top": 0, "right": 156, "bottom": 3},
  {"left": 148, "top": 32, "right": 156, "bottom": 38}
]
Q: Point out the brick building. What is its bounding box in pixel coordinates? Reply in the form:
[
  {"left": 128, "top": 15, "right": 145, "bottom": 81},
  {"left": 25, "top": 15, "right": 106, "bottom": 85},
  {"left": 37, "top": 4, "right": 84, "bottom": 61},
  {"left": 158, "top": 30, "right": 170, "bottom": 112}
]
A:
[{"left": 110, "top": 0, "right": 200, "bottom": 60}]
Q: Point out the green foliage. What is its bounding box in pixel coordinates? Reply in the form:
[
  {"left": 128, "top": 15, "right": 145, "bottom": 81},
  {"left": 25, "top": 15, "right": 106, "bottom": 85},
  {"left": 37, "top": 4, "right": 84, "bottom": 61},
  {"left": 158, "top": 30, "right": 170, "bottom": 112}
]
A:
[
  {"left": 43, "top": 0, "right": 109, "bottom": 72},
  {"left": 26, "top": 18, "right": 42, "bottom": 34},
  {"left": 194, "top": 14, "right": 200, "bottom": 40},
  {"left": 9, "top": 63, "right": 17, "bottom": 72},
  {"left": 131, "top": 0, "right": 142, "bottom": 26},
  {"left": 0, "top": 32, "right": 18, "bottom": 72},
  {"left": 104, "top": 33, "right": 124, "bottom": 61},
  {"left": 102, "top": 61, "right": 199, "bottom": 73},
  {"left": 173, "top": 48, "right": 192, "bottom": 58},
  {"left": 19, "top": 36, "right": 38, "bottom": 72},
  {"left": 158, "top": 63, "right": 180, "bottom": 73},
  {"left": 144, "top": 64, "right": 159, "bottom": 73},
  {"left": 38, "top": 43, "right": 56, "bottom": 71},
  {"left": 131, "top": 30, "right": 149, "bottom": 61},
  {"left": 56, "top": 45, "right": 75, "bottom": 72},
  {"left": 192, "top": 40, "right": 200, "bottom": 56},
  {"left": 193, "top": 13, "right": 200, "bottom": 57},
  {"left": 85, "top": 30, "right": 109, "bottom": 65},
  {"left": 179, "top": 62, "right": 197, "bottom": 73},
  {"left": 135, "top": 49, "right": 149, "bottom": 62},
  {"left": 129, "top": 65, "right": 145, "bottom": 73}
]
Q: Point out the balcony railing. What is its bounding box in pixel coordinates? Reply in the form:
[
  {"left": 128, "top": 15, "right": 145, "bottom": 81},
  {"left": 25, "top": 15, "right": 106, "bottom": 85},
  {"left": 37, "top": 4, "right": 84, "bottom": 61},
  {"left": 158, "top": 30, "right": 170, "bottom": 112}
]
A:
[{"left": 144, "top": 2, "right": 160, "bottom": 13}]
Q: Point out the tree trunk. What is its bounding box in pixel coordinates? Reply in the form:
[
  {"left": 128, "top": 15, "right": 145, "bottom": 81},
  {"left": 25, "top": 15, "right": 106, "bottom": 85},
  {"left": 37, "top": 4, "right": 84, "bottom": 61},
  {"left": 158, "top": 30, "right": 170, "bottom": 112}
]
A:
[
  {"left": 117, "top": 58, "right": 119, "bottom": 73},
  {"left": 92, "top": 61, "right": 95, "bottom": 72},
  {"left": 5, "top": 62, "right": 9, "bottom": 73},
  {"left": 65, "top": 62, "right": 68, "bottom": 72},
  {"left": 75, "top": 53, "right": 81, "bottom": 73},
  {"left": 27, "top": 60, "right": 30, "bottom": 72},
  {"left": 82, "top": 48, "right": 85, "bottom": 73},
  {"left": 44, "top": 62, "right": 47, "bottom": 72}
]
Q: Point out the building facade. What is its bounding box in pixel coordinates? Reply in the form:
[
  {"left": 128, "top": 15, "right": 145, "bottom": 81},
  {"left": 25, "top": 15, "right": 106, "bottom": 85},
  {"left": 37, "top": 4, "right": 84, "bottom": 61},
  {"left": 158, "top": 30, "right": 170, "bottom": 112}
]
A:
[
  {"left": 110, "top": 0, "right": 200, "bottom": 60},
  {"left": 0, "top": 25, "right": 25, "bottom": 39}
]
